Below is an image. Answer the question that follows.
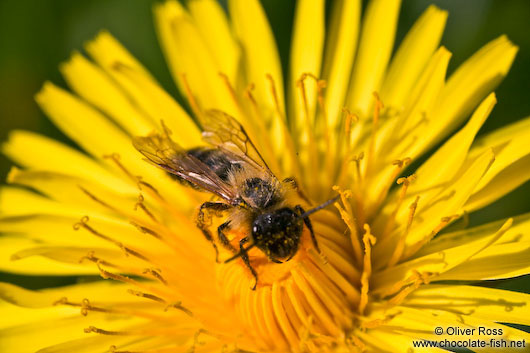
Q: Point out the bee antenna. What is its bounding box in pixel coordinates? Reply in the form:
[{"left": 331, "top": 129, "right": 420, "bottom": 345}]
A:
[{"left": 300, "top": 194, "right": 340, "bottom": 218}]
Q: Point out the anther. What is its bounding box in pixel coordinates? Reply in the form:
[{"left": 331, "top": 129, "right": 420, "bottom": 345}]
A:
[
  {"left": 81, "top": 298, "right": 90, "bottom": 316},
  {"left": 79, "top": 186, "right": 118, "bottom": 212},
  {"left": 359, "top": 224, "right": 376, "bottom": 315},
  {"left": 386, "top": 196, "right": 420, "bottom": 267},
  {"left": 345, "top": 335, "right": 366, "bottom": 352},
  {"left": 218, "top": 72, "right": 239, "bottom": 107},
  {"left": 130, "top": 221, "right": 162, "bottom": 240},
  {"left": 134, "top": 194, "right": 158, "bottom": 223},
  {"left": 265, "top": 74, "right": 283, "bottom": 117},
  {"left": 360, "top": 311, "right": 401, "bottom": 330},
  {"left": 382, "top": 174, "right": 417, "bottom": 239},
  {"left": 374, "top": 157, "right": 412, "bottom": 210},
  {"left": 137, "top": 178, "right": 164, "bottom": 201},
  {"left": 351, "top": 152, "right": 365, "bottom": 184},
  {"left": 143, "top": 268, "right": 168, "bottom": 285},
  {"left": 365, "top": 92, "right": 384, "bottom": 177},
  {"left": 180, "top": 73, "right": 202, "bottom": 118},
  {"left": 73, "top": 216, "right": 149, "bottom": 261},
  {"left": 104, "top": 153, "right": 135, "bottom": 181},
  {"left": 84, "top": 326, "right": 126, "bottom": 336},
  {"left": 342, "top": 108, "right": 359, "bottom": 137},
  {"left": 404, "top": 214, "right": 460, "bottom": 259},
  {"left": 53, "top": 297, "right": 68, "bottom": 306},
  {"left": 73, "top": 216, "right": 89, "bottom": 230},
  {"left": 165, "top": 302, "right": 193, "bottom": 317},
  {"left": 332, "top": 186, "right": 362, "bottom": 266}
]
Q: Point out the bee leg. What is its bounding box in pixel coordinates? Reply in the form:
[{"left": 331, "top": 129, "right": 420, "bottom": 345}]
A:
[
  {"left": 283, "top": 177, "right": 311, "bottom": 204},
  {"left": 217, "top": 221, "right": 237, "bottom": 253},
  {"left": 197, "top": 202, "right": 232, "bottom": 263},
  {"left": 295, "top": 205, "right": 320, "bottom": 253},
  {"left": 239, "top": 237, "right": 258, "bottom": 290}
]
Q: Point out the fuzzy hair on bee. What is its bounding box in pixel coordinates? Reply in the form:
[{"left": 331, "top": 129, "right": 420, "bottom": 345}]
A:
[{"left": 134, "top": 109, "right": 333, "bottom": 290}]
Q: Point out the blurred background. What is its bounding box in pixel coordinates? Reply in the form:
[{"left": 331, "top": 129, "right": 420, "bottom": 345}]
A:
[{"left": 0, "top": 0, "right": 529, "bottom": 292}]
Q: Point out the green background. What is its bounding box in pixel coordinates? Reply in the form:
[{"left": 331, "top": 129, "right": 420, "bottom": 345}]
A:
[{"left": 0, "top": 0, "right": 529, "bottom": 296}]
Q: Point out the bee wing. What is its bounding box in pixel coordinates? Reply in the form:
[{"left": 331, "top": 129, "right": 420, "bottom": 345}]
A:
[
  {"left": 199, "top": 110, "right": 274, "bottom": 176},
  {"left": 133, "top": 130, "right": 238, "bottom": 202}
]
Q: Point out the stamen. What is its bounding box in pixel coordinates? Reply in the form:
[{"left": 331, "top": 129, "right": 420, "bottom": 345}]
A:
[
  {"left": 266, "top": 73, "right": 302, "bottom": 179},
  {"left": 127, "top": 289, "right": 166, "bottom": 304},
  {"left": 296, "top": 73, "right": 319, "bottom": 189},
  {"left": 188, "top": 329, "right": 208, "bottom": 353},
  {"left": 180, "top": 73, "right": 202, "bottom": 118},
  {"left": 345, "top": 335, "right": 366, "bottom": 352},
  {"left": 404, "top": 214, "right": 460, "bottom": 259},
  {"left": 382, "top": 174, "right": 417, "bottom": 238},
  {"left": 365, "top": 92, "right": 384, "bottom": 177},
  {"left": 164, "top": 302, "right": 193, "bottom": 316},
  {"left": 359, "top": 224, "right": 376, "bottom": 315},
  {"left": 359, "top": 310, "right": 401, "bottom": 330},
  {"left": 103, "top": 153, "right": 135, "bottom": 181},
  {"left": 387, "top": 270, "right": 436, "bottom": 306},
  {"left": 218, "top": 72, "right": 241, "bottom": 111},
  {"left": 73, "top": 216, "right": 149, "bottom": 262},
  {"left": 137, "top": 178, "right": 164, "bottom": 201},
  {"left": 352, "top": 152, "right": 364, "bottom": 185},
  {"left": 342, "top": 108, "right": 359, "bottom": 141},
  {"left": 386, "top": 196, "right": 420, "bottom": 267},
  {"left": 265, "top": 74, "right": 283, "bottom": 117},
  {"left": 243, "top": 83, "right": 281, "bottom": 174},
  {"left": 374, "top": 158, "right": 412, "bottom": 210},
  {"left": 109, "top": 346, "right": 142, "bottom": 353},
  {"left": 305, "top": 74, "right": 330, "bottom": 155},
  {"left": 79, "top": 186, "right": 118, "bottom": 212},
  {"left": 332, "top": 186, "right": 362, "bottom": 266},
  {"left": 143, "top": 268, "right": 168, "bottom": 285},
  {"left": 78, "top": 251, "right": 117, "bottom": 269},
  {"left": 130, "top": 221, "right": 162, "bottom": 240},
  {"left": 134, "top": 194, "right": 158, "bottom": 223},
  {"left": 84, "top": 326, "right": 128, "bottom": 335}
]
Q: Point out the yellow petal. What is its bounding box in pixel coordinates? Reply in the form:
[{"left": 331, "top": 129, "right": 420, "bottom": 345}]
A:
[
  {"left": 84, "top": 30, "right": 202, "bottom": 147},
  {"left": 0, "top": 187, "right": 79, "bottom": 217},
  {"left": 373, "top": 217, "right": 511, "bottom": 294},
  {"left": 415, "top": 212, "right": 530, "bottom": 257},
  {"left": 2, "top": 130, "right": 134, "bottom": 195},
  {"left": 391, "top": 46, "right": 451, "bottom": 154},
  {"left": 415, "top": 35, "right": 518, "bottom": 154},
  {"left": 36, "top": 82, "right": 137, "bottom": 163},
  {"left": 154, "top": 1, "right": 239, "bottom": 116},
  {"left": 405, "top": 149, "right": 495, "bottom": 245},
  {"left": 388, "top": 305, "right": 530, "bottom": 346},
  {"left": 466, "top": 154, "right": 530, "bottom": 211},
  {"left": 464, "top": 115, "right": 530, "bottom": 210},
  {"left": 103, "top": 63, "right": 202, "bottom": 148},
  {"left": 346, "top": 0, "right": 401, "bottom": 117},
  {"left": 407, "top": 284, "right": 530, "bottom": 326},
  {"left": 412, "top": 93, "right": 496, "bottom": 195},
  {"left": 357, "top": 329, "right": 447, "bottom": 353},
  {"left": 321, "top": 0, "right": 361, "bottom": 130},
  {"left": 188, "top": 0, "right": 240, "bottom": 84},
  {"left": 0, "top": 236, "right": 98, "bottom": 275},
  {"left": 380, "top": 5, "right": 447, "bottom": 109},
  {"left": 438, "top": 241, "right": 530, "bottom": 281},
  {"left": 289, "top": 0, "right": 325, "bottom": 130},
  {"left": 60, "top": 52, "right": 154, "bottom": 136},
  {"left": 228, "top": 0, "right": 285, "bottom": 115},
  {"left": 35, "top": 82, "right": 194, "bottom": 208}
]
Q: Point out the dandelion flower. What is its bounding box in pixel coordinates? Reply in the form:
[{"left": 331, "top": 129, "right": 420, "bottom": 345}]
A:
[{"left": 1, "top": 0, "right": 530, "bottom": 352}]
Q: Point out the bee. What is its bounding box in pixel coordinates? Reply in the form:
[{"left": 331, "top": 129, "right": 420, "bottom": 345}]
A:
[{"left": 133, "top": 110, "right": 336, "bottom": 289}]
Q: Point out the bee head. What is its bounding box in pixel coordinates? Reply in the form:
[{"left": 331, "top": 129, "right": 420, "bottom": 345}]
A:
[{"left": 251, "top": 207, "right": 304, "bottom": 260}]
